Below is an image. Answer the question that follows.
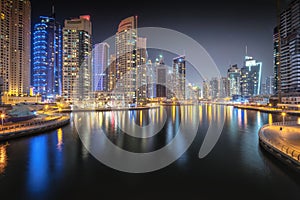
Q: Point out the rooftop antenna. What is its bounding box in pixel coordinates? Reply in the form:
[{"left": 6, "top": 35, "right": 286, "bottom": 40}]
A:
[
  {"left": 51, "top": 0, "right": 55, "bottom": 18},
  {"left": 245, "top": 45, "right": 248, "bottom": 57}
]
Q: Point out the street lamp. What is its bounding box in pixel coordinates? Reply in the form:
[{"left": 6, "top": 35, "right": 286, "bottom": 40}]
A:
[
  {"left": 1, "top": 114, "right": 5, "bottom": 126},
  {"left": 282, "top": 112, "right": 286, "bottom": 125}
]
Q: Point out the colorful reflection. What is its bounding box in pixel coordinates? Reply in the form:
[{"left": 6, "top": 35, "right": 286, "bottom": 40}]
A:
[
  {"left": 27, "top": 135, "right": 49, "bottom": 193},
  {"left": 0, "top": 143, "right": 8, "bottom": 174},
  {"left": 57, "top": 128, "right": 63, "bottom": 151},
  {"left": 268, "top": 113, "right": 273, "bottom": 125},
  {"left": 257, "top": 111, "right": 261, "bottom": 125}
]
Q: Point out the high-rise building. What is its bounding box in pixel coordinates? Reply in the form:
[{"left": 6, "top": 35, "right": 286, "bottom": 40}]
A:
[
  {"left": 115, "top": 16, "right": 137, "bottom": 104},
  {"left": 92, "top": 42, "right": 109, "bottom": 92},
  {"left": 32, "top": 16, "right": 62, "bottom": 100},
  {"left": 276, "top": 0, "right": 300, "bottom": 98},
  {"left": 202, "top": 80, "right": 210, "bottom": 99},
  {"left": 136, "top": 37, "right": 147, "bottom": 102},
  {"left": 187, "top": 83, "right": 201, "bottom": 101},
  {"left": 0, "top": 0, "right": 31, "bottom": 96},
  {"left": 240, "top": 56, "right": 262, "bottom": 97},
  {"left": 62, "top": 15, "right": 92, "bottom": 102},
  {"left": 0, "top": 0, "right": 11, "bottom": 95},
  {"left": 221, "top": 77, "right": 230, "bottom": 98},
  {"left": 227, "top": 64, "right": 241, "bottom": 97},
  {"left": 156, "top": 60, "right": 168, "bottom": 98},
  {"left": 266, "top": 75, "right": 274, "bottom": 95},
  {"left": 273, "top": 27, "right": 280, "bottom": 94},
  {"left": 172, "top": 55, "right": 186, "bottom": 100},
  {"left": 146, "top": 60, "right": 156, "bottom": 98},
  {"left": 108, "top": 55, "right": 116, "bottom": 92},
  {"left": 0, "top": 77, "right": 3, "bottom": 104},
  {"left": 210, "top": 77, "right": 220, "bottom": 99}
]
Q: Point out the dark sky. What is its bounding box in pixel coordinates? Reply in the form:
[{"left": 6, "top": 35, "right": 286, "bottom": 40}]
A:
[{"left": 31, "top": 0, "right": 284, "bottom": 80}]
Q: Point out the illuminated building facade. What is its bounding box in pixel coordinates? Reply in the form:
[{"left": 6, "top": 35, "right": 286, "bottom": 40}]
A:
[
  {"left": 33, "top": 16, "right": 62, "bottom": 100},
  {"left": 240, "top": 56, "right": 262, "bottom": 97},
  {"left": 0, "top": 0, "right": 31, "bottom": 96},
  {"left": 172, "top": 56, "right": 186, "bottom": 100},
  {"left": 62, "top": 15, "right": 92, "bottom": 102},
  {"left": 115, "top": 16, "right": 137, "bottom": 104},
  {"left": 156, "top": 61, "right": 167, "bottom": 98},
  {"left": 227, "top": 64, "right": 241, "bottom": 96},
  {"left": 273, "top": 27, "right": 279, "bottom": 94},
  {"left": 136, "top": 37, "right": 147, "bottom": 102},
  {"left": 202, "top": 80, "right": 210, "bottom": 99},
  {"left": 93, "top": 42, "right": 109, "bottom": 91},
  {"left": 108, "top": 55, "right": 116, "bottom": 92},
  {"left": 277, "top": 0, "right": 300, "bottom": 98}
]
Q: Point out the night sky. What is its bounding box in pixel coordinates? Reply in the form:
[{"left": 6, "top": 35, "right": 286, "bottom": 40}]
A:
[{"left": 30, "top": 0, "right": 289, "bottom": 80}]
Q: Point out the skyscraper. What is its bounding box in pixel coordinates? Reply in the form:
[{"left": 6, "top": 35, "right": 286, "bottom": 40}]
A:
[
  {"left": 227, "top": 64, "right": 241, "bottom": 97},
  {"left": 240, "top": 56, "right": 262, "bottom": 97},
  {"left": 172, "top": 55, "right": 186, "bottom": 100},
  {"left": 33, "top": 16, "right": 62, "bottom": 100},
  {"left": 276, "top": 0, "right": 300, "bottom": 99},
  {"left": 136, "top": 37, "right": 147, "bottom": 102},
  {"left": 115, "top": 16, "right": 137, "bottom": 104},
  {"left": 0, "top": 0, "right": 31, "bottom": 96},
  {"left": 202, "top": 80, "right": 210, "bottom": 99},
  {"left": 146, "top": 60, "right": 156, "bottom": 98},
  {"left": 62, "top": 15, "right": 92, "bottom": 102},
  {"left": 108, "top": 55, "right": 116, "bottom": 92},
  {"left": 0, "top": 0, "right": 11, "bottom": 95},
  {"left": 266, "top": 75, "right": 274, "bottom": 95},
  {"left": 210, "top": 77, "right": 220, "bottom": 99},
  {"left": 221, "top": 77, "right": 230, "bottom": 98},
  {"left": 273, "top": 27, "right": 280, "bottom": 95},
  {"left": 156, "top": 59, "right": 168, "bottom": 98},
  {"left": 92, "top": 42, "right": 109, "bottom": 91}
]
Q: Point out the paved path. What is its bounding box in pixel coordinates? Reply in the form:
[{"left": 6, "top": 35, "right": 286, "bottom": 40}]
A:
[{"left": 259, "top": 122, "right": 300, "bottom": 170}]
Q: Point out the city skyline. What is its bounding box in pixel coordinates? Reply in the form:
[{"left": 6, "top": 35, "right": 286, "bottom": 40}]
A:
[{"left": 30, "top": 0, "right": 282, "bottom": 80}]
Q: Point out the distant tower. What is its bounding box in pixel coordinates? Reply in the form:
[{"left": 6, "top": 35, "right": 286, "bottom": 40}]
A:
[
  {"left": 240, "top": 56, "right": 262, "bottom": 97},
  {"left": 227, "top": 64, "right": 241, "bottom": 96},
  {"left": 172, "top": 56, "right": 186, "bottom": 100},
  {"left": 92, "top": 42, "right": 109, "bottom": 91},
  {"left": 156, "top": 58, "right": 168, "bottom": 98}
]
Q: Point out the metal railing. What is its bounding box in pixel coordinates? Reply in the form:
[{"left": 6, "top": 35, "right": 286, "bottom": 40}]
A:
[
  {"left": 0, "top": 115, "right": 67, "bottom": 134},
  {"left": 259, "top": 121, "right": 300, "bottom": 163}
]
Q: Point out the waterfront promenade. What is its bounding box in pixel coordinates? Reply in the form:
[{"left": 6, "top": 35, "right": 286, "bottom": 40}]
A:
[
  {"left": 233, "top": 104, "right": 300, "bottom": 115},
  {"left": 0, "top": 114, "right": 70, "bottom": 141},
  {"left": 259, "top": 121, "right": 300, "bottom": 172}
]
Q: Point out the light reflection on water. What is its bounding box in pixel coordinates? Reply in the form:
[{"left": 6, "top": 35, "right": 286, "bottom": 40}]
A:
[
  {"left": 0, "top": 105, "right": 300, "bottom": 199},
  {"left": 0, "top": 143, "right": 8, "bottom": 174}
]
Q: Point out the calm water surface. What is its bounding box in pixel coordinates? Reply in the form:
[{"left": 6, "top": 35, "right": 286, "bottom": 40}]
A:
[{"left": 0, "top": 105, "right": 300, "bottom": 199}]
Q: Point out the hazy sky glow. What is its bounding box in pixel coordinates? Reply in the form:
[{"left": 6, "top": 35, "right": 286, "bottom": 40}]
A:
[{"left": 31, "top": 0, "right": 284, "bottom": 80}]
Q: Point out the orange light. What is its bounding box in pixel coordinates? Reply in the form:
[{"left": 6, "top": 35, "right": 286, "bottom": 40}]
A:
[{"left": 80, "top": 15, "right": 90, "bottom": 21}]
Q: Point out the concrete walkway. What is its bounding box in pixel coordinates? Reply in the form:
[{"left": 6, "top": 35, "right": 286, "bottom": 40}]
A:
[
  {"left": 259, "top": 121, "right": 300, "bottom": 171},
  {"left": 0, "top": 115, "right": 70, "bottom": 141}
]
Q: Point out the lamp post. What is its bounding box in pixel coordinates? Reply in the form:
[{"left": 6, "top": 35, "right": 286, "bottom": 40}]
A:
[
  {"left": 282, "top": 112, "right": 286, "bottom": 125},
  {"left": 1, "top": 113, "right": 5, "bottom": 126}
]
